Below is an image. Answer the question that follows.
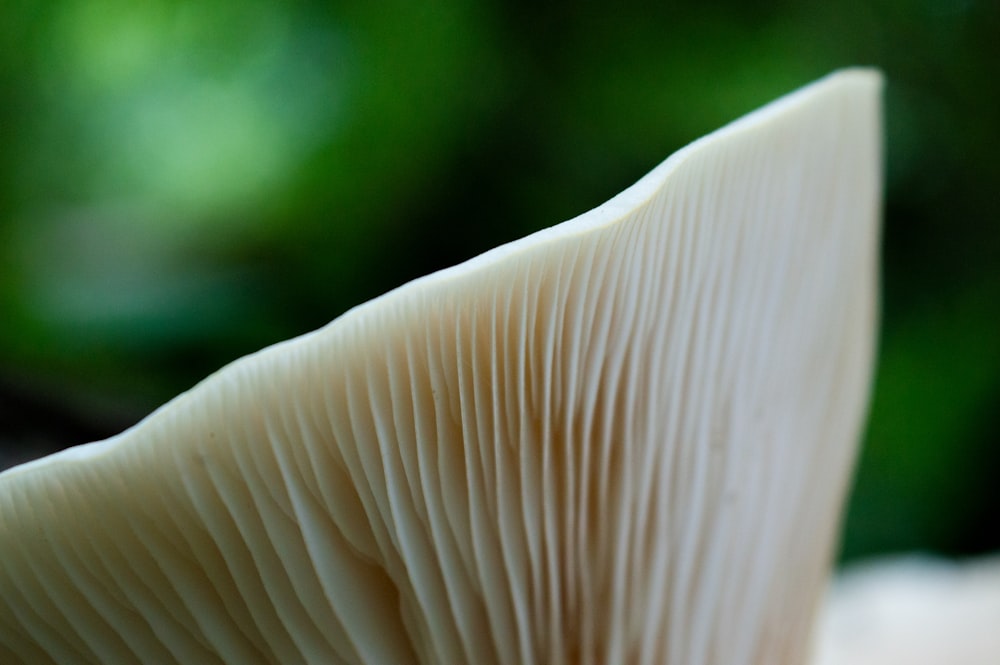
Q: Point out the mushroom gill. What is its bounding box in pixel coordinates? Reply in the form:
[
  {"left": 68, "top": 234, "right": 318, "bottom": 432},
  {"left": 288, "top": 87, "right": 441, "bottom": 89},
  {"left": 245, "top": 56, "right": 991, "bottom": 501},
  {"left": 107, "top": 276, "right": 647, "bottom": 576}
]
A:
[{"left": 0, "top": 69, "right": 882, "bottom": 665}]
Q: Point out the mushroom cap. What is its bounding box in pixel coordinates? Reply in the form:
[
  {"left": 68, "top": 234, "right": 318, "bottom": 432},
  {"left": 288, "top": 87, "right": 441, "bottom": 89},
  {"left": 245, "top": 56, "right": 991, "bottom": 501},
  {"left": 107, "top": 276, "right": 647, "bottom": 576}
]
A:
[
  {"left": 811, "top": 555, "right": 1000, "bottom": 665},
  {"left": 0, "top": 69, "right": 882, "bottom": 664}
]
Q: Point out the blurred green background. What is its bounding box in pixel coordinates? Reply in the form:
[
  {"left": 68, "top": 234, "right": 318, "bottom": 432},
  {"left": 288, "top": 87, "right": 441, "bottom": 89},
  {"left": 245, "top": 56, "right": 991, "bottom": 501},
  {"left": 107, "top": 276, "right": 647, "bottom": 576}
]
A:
[{"left": 0, "top": 0, "right": 997, "bottom": 563}]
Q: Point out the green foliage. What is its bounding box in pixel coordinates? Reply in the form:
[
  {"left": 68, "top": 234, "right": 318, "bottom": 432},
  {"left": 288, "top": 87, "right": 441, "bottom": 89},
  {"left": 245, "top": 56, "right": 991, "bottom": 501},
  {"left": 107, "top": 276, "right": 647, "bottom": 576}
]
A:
[{"left": 0, "top": 0, "right": 997, "bottom": 559}]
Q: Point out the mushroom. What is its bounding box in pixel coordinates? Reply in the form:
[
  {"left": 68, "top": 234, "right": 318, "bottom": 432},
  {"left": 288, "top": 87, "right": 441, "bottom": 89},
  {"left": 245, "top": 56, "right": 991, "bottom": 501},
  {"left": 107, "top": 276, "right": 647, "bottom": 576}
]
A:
[
  {"left": 811, "top": 555, "right": 1000, "bottom": 665},
  {"left": 0, "top": 69, "right": 882, "bottom": 664}
]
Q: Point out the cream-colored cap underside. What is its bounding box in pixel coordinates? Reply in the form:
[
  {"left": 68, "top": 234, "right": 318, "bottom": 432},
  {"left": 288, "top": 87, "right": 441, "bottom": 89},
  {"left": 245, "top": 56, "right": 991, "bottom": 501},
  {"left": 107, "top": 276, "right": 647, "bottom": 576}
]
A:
[{"left": 0, "top": 69, "right": 882, "bottom": 665}]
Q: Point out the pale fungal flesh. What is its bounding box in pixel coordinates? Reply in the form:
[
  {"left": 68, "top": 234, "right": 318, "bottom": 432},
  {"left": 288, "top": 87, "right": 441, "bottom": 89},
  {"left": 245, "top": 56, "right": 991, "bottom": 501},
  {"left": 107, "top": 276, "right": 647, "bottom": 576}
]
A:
[
  {"left": 0, "top": 69, "right": 882, "bottom": 664},
  {"left": 810, "top": 555, "right": 1000, "bottom": 665}
]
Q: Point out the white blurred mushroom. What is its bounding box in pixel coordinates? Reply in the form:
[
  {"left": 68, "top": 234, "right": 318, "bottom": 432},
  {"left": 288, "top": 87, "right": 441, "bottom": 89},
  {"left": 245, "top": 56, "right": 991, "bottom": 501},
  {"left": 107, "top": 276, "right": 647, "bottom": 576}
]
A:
[
  {"left": 811, "top": 555, "right": 1000, "bottom": 665},
  {"left": 0, "top": 70, "right": 882, "bottom": 664}
]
